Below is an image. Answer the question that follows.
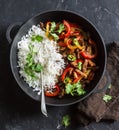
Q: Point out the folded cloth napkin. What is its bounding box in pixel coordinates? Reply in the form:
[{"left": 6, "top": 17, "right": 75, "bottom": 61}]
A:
[{"left": 76, "top": 42, "right": 119, "bottom": 125}]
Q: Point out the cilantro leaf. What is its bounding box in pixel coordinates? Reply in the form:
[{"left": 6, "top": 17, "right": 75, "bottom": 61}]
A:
[
  {"left": 77, "top": 86, "right": 86, "bottom": 95},
  {"left": 50, "top": 22, "right": 56, "bottom": 32},
  {"left": 65, "top": 82, "right": 86, "bottom": 96},
  {"left": 31, "top": 35, "right": 43, "bottom": 42},
  {"left": 50, "top": 33, "right": 59, "bottom": 41},
  {"left": 24, "top": 42, "right": 43, "bottom": 79},
  {"left": 62, "top": 115, "right": 71, "bottom": 128},
  {"left": 34, "top": 63, "right": 43, "bottom": 72},
  {"left": 65, "top": 83, "right": 73, "bottom": 94},
  {"left": 57, "top": 23, "right": 65, "bottom": 34},
  {"left": 103, "top": 94, "right": 112, "bottom": 103}
]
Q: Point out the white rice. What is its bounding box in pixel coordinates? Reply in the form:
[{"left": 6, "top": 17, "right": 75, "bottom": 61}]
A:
[{"left": 17, "top": 25, "right": 65, "bottom": 95}]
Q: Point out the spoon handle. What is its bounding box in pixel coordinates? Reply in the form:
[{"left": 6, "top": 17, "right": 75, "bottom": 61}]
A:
[{"left": 41, "top": 72, "right": 48, "bottom": 117}]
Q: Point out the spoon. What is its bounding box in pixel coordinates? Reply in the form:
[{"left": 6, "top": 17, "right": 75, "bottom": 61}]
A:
[{"left": 41, "top": 71, "right": 48, "bottom": 117}]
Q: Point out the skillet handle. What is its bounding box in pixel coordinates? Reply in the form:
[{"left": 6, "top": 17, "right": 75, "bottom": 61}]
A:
[
  {"left": 93, "top": 71, "right": 111, "bottom": 93},
  {"left": 6, "top": 22, "right": 22, "bottom": 44}
]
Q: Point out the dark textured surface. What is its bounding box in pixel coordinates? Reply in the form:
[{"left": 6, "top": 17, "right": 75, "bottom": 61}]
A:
[{"left": 0, "top": 0, "right": 119, "bottom": 130}]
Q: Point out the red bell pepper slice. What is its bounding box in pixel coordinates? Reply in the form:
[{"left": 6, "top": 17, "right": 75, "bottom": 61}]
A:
[
  {"left": 63, "top": 20, "right": 71, "bottom": 37},
  {"left": 80, "top": 44, "right": 97, "bottom": 59},
  {"left": 45, "top": 84, "right": 60, "bottom": 97},
  {"left": 80, "top": 51, "right": 96, "bottom": 59},
  {"left": 61, "top": 66, "right": 72, "bottom": 81}
]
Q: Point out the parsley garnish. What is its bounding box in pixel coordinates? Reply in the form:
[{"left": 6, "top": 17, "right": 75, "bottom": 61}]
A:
[
  {"left": 50, "top": 22, "right": 56, "bottom": 32},
  {"left": 65, "top": 82, "right": 86, "bottom": 96},
  {"left": 62, "top": 115, "right": 71, "bottom": 128},
  {"left": 103, "top": 94, "right": 112, "bottom": 103},
  {"left": 50, "top": 33, "right": 59, "bottom": 41},
  {"left": 31, "top": 35, "right": 43, "bottom": 42},
  {"left": 24, "top": 43, "right": 43, "bottom": 79},
  {"left": 57, "top": 23, "right": 65, "bottom": 34}
]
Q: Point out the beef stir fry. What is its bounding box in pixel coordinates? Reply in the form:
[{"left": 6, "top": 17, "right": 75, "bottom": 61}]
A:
[{"left": 41, "top": 20, "right": 98, "bottom": 97}]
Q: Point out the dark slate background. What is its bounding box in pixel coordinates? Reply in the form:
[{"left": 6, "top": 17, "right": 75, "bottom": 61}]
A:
[{"left": 0, "top": 0, "right": 119, "bottom": 130}]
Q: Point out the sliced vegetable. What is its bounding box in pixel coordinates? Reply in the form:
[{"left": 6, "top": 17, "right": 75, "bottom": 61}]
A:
[
  {"left": 66, "top": 38, "right": 77, "bottom": 50},
  {"left": 64, "top": 77, "right": 71, "bottom": 84},
  {"left": 63, "top": 20, "right": 71, "bottom": 37},
  {"left": 77, "top": 61, "right": 82, "bottom": 70},
  {"left": 66, "top": 38, "right": 84, "bottom": 50},
  {"left": 80, "top": 44, "right": 97, "bottom": 59},
  {"left": 73, "top": 38, "right": 79, "bottom": 46},
  {"left": 61, "top": 66, "right": 72, "bottom": 81},
  {"left": 67, "top": 54, "right": 76, "bottom": 61},
  {"left": 45, "top": 85, "right": 60, "bottom": 97},
  {"left": 45, "top": 22, "right": 51, "bottom": 37},
  {"left": 80, "top": 51, "right": 96, "bottom": 59}
]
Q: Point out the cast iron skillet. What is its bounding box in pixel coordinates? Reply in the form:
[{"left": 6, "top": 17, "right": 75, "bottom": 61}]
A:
[{"left": 6, "top": 10, "right": 109, "bottom": 106}]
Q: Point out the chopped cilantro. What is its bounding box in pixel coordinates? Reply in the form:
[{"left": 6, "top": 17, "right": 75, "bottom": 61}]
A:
[
  {"left": 34, "top": 63, "right": 43, "bottom": 72},
  {"left": 57, "top": 23, "right": 65, "bottom": 34},
  {"left": 65, "top": 82, "right": 86, "bottom": 96},
  {"left": 65, "top": 83, "right": 73, "bottom": 94},
  {"left": 31, "top": 35, "right": 43, "bottom": 42},
  {"left": 103, "top": 94, "right": 112, "bottom": 103},
  {"left": 50, "top": 33, "right": 59, "bottom": 41},
  {"left": 50, "top": 22, "right": 56, "bottom": 32},
  {"left": 62, "top": 115, "right": 71, "bottom": 128},
  {"left": 24, "top": 43, "right": 43, "bottom": 79}
]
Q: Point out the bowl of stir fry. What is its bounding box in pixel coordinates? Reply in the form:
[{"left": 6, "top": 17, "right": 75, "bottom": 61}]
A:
[{"left": 8, "top": 10, "right": 107, "bottom": 106}]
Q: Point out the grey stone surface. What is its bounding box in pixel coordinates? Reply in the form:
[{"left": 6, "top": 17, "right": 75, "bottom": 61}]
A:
[{"left": 0, "top": 0, "right": 119, "bottom": 129}]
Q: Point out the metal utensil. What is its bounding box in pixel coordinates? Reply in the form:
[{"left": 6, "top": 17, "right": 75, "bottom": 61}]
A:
[{"left": 41, "top": 72, "right": 48, "bottom": 117}]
